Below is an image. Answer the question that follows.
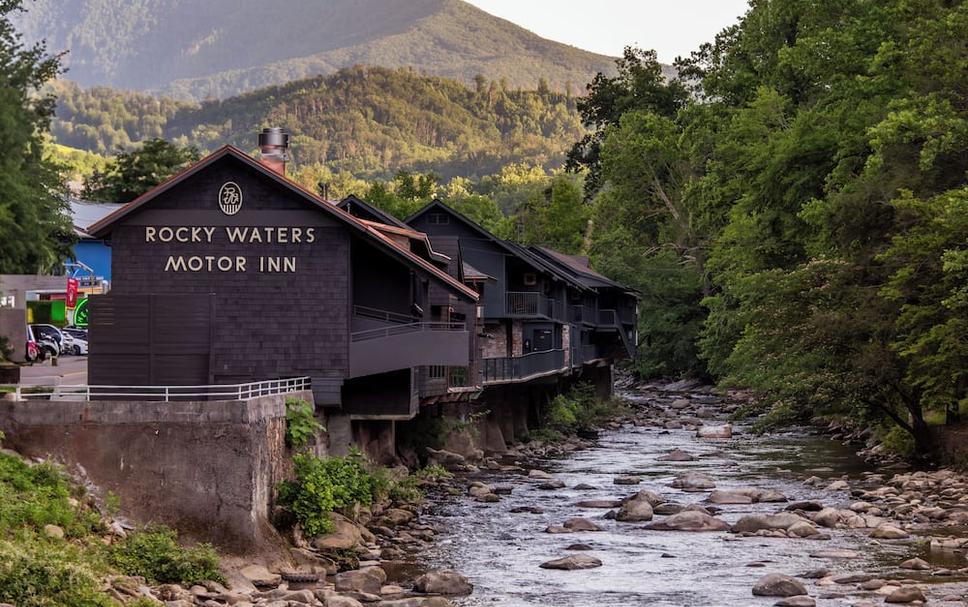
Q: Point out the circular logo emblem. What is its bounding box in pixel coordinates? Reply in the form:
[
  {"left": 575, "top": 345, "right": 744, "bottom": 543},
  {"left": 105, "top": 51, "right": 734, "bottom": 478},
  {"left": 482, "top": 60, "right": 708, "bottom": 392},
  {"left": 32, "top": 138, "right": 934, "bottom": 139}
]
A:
[{"left": 218, "top": 182, "right": 243, "bottom": 215}]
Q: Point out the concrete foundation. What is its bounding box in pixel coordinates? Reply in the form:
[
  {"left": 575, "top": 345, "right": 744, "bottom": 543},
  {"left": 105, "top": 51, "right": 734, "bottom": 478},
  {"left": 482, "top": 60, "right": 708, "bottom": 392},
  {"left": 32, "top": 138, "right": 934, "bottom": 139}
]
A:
[{"left": 0, "top": 391, "right": 309, "bottom": 553}]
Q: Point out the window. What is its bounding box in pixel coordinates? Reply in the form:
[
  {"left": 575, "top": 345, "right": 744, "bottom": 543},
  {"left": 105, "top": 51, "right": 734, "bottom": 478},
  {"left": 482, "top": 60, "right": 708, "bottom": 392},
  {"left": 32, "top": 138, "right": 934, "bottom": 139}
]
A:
[
  {"left": 523, "top": 272, "right": 537, "bottom": 286},
  {"left": 428, "top": 213, "right": 449, "bottom": 225},
  {"left": 428, "top": 365, "right": 446, "bottom": 379}
]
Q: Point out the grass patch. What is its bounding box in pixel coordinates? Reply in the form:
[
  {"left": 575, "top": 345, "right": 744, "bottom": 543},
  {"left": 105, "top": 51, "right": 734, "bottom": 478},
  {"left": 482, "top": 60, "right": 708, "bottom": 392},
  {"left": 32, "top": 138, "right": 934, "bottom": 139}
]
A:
[
  {"left": 109, "top": 526, "right": 223, "bottom": 585},
  {"left": 0, "top": 444, "right": 224, "bottom": 605}
]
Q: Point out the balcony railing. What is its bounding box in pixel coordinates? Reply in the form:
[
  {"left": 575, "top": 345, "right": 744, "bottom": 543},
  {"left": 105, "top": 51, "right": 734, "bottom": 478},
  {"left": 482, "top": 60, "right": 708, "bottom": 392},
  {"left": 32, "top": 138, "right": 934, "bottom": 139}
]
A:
[
  {"left": 351, "top": 321, "right": 464, "bottom": 342},
  {"left": 483, "top": 348, "right": 566, "bottom": 383},
  {"left": 505, "top": 291, "right": 558, "bottom": 319},
  {"left": 353, "top": 304, "right": 415, "bottom": 324},
  {"left": 598, "top": 309, "right": 618, "bottom": 326}
]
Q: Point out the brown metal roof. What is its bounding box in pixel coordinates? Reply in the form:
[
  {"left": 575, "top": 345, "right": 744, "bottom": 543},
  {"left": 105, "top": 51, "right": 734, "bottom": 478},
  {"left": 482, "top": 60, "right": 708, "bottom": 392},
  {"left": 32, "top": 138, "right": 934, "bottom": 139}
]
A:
[{"left": 87, "top": 145, "right": 478, "bottom": 302}]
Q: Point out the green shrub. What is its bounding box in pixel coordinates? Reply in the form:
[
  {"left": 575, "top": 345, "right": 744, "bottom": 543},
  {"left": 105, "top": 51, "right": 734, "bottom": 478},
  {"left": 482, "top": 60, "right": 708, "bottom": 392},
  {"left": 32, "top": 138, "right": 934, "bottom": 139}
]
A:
[
  {"left": 0, "top": 453, "right": 100, "bottom": 538},
  {"left": 285, "top": 397, "right": 323, "bottom": 449},
  {"left": 880, "top": 425, "right": 915, "bottom": 458},
  {"left": 0, "top": 534, "right": 114, "bottom": 607},
  {"left": 388, "top": 475, "right": 423, "bottom": 503},
  {"left": 278, "top": 453, "right": 378, "bottom": 536},
  {"left": 109, "top": 526, "right": 223, "bottom": 585},
  {"left": 413, "top": 464, "right": 453, "bottom": 482}
]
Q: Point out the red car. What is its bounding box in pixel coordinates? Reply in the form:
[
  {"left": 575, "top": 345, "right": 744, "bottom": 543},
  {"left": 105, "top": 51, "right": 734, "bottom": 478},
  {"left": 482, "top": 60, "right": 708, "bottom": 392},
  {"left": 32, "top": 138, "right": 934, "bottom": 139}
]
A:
[{"left": 25, "top": 326, "right": 40, "bottom": 362}]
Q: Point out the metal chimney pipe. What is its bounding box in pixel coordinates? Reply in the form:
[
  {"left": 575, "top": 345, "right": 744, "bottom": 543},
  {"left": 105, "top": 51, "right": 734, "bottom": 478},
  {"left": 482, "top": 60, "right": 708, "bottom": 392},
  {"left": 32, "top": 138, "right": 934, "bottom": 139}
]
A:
[{"left": 258, "top": 127, "right": 289, "bottom": 176}]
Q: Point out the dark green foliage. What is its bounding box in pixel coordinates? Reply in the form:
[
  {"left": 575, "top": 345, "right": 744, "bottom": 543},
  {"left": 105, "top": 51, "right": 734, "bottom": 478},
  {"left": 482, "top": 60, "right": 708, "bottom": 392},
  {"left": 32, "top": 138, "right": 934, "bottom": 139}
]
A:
[
  {"left": 83, "top": 138, "right": 199, "bottom": 203},
  {"left": 577, "top": 0, "right": 968, "bottom": 459},
  {"left": 109, "top": 526, "right": 223, "bottom": 586},
  {"left": 284, "top": 397, "right": 323, "bottom": 450},
  {"left": 542, "top": 383, "right": 626, "bottom": 438},
  {"left": 53, "top": 66, "right": 584, "bottom": 179},
  {"left": 277, "top": 453, "right": 378, "bottom": 536},
  {"left": 0, "top": 0, "right": 73, "bottom": 274}
]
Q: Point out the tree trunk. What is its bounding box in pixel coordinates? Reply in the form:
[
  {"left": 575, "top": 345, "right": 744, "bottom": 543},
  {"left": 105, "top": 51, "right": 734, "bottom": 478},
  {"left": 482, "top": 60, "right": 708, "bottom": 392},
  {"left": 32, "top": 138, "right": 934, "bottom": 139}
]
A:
[{"left": 910, "top": 412, "right": 935, "bottom": 464}]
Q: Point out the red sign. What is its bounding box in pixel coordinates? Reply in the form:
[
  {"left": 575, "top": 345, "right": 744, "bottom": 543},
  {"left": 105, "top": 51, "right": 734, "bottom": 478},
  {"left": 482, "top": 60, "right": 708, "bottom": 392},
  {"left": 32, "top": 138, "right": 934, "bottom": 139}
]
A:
[{"left": 66, "top": 277, "right": 79, "bottom": 309}]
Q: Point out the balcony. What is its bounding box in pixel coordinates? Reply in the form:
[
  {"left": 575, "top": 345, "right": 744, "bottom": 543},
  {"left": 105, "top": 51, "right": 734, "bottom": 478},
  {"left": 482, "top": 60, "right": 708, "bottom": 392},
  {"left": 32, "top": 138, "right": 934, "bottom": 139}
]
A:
[
  {"left": 505, "top": 292, "right": 563, "bottom": 320},
  {"left": 483, "top": 348, "right": 566, "bottom": 384},
  {"left": 598, "top": 309, "right": 618, "bottom": 326},
  {"left": 349, "top": 308, "right": 469, "bottom": 378}
]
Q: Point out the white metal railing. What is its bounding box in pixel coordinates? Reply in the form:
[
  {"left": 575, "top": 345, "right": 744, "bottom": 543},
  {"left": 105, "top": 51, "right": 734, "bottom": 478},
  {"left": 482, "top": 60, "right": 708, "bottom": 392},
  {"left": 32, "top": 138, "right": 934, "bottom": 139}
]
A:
[
  {"left": 350, "top": 321, "right": 465, "bottom": 342},
  {"left": 9, "top": 376, "right": 311, "bottom": 402}
]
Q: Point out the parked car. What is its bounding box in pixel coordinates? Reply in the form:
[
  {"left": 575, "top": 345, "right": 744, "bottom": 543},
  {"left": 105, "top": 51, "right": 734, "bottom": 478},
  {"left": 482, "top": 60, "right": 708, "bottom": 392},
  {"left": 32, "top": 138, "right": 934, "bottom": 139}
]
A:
[
  {"left": 25, "top": 326, "right": 40, "bottom": 362},
  {"left": 29, "top": 324, "right": 65, "bottom": 356},
  {"left": 63, "top": 327, "right": 89, "bottom": 355},
  {"left": 65, "top": 333, "right": 87, "bottom": 355}
]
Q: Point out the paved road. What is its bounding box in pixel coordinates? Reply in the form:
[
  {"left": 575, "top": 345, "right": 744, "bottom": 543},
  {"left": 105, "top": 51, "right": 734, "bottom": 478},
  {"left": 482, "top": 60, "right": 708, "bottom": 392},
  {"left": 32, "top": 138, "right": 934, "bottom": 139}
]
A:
[{"left": 19, "top": 356, "right": 88, "bottom": 386}]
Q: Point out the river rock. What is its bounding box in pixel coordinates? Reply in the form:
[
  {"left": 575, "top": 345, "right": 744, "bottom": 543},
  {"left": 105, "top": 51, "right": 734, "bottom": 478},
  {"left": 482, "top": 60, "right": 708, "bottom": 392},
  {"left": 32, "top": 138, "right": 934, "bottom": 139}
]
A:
[
  {"left": 426, "top": 448, "right": 466, "bottom": 469},
  {"left": 653, "top": 502, "right": 686, "bottom": 515},
  {"left": 808, "top": 549, "right": 859, "bottom": 560},
  {"left": 899, "top": 557, "right": 930, "bottom": 570},
  {"left": 629, "top": 489, "right": 665, "bottom": 507},
  {"left": 884, "top": 586, "right": 926, "bottom": 603},
  {"left": 563, "top": 517, "right": 602, "bottom": 532},
  {"left": 671, "top": 472, "right": 716, "bottom": 491},
  {"left": 312, "top": 513, "right": 364, "bottom": 550},
  {"left": 538, "top": 480, "right": 566, "bottom": 490},
  {"left": 413, "top": 571, "right": 473, "bottom": 595},
  {"left": 870, "top": 524, "right": 909, "bottom": 539},
  {"left": 645, "top": 510, "right": 729, "bottom": 532},
  {"left": 240, "top": 565, "right": 281, "bottom": 588},
  {"left": 565, "top": 543, "right": 593, "bottom": 551},
  {"left": 334, "top": 567, "right": 386, "bottom": 594},
  {"left": 756, "top": 489, "right": 789, "bottom": 503},
  {"left": 731, "top": 513, "right": 805, "bottom": 533},
  {"left": 657, "top": 449, "right": 695, "bottom": 462},
  {"left": 774, "top": 597, "right": 816, "bottom": 607},
  {"left": 786, "top": 521, "right": 821, "bottom": 538},
  {"left": 751, "top": 573, "right": 807, "bottom": 597},
  {"left": 528, "top": 469, "right": 553, "bottom": 479},
  {"left": 697, "top": 424, "right": 732, "bottom": 439},
  {"left": 613, "top": 475, "right": 641, "bottom": 485},
  {"left": 322, "top": 595, "right": 364, "bottom": 607},
  {"left": 539, "top": 555, "right": 603, "bottom": 570},
  {"left": 708, "top": 490, "right": 754, "bottom": 505},
  {"left": 576, "top": 500, "right": 621, "bottom": 509},
  {"left": 616, "top": 500, "right": 653, "bottom": 522},
  {"left": 786, "top": 501, "right": 824, "bottom": 512}
]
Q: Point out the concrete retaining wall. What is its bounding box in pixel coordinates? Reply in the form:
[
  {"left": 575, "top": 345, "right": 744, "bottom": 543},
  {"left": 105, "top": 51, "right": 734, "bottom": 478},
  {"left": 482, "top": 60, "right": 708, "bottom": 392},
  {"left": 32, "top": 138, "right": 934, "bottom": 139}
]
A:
[{"left": 0, "top": 390, "right": 310, "bottom": 553}]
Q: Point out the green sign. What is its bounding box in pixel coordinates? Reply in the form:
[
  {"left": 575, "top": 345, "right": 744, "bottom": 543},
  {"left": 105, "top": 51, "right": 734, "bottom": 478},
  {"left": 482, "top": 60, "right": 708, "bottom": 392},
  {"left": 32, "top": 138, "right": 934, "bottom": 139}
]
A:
[{"left": 74, "top": 298, "right": 89, "bottom": 328}]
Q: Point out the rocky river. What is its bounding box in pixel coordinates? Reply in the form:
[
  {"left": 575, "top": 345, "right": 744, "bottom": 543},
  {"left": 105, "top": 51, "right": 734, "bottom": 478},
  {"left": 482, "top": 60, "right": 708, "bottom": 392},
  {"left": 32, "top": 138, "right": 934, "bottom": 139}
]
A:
[{"left": 419, "top": 383, "right": 968, "bottom": 607}]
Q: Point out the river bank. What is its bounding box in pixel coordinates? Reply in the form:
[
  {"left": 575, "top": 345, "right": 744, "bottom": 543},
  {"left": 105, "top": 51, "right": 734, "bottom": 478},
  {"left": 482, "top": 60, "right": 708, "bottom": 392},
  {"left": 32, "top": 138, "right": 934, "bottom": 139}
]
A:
[
  {"left": 46, "top": 381, "right": 968, "bottom": 606},
  {"left": 416, "top": 381, "right": 968, "bottom": 606}
]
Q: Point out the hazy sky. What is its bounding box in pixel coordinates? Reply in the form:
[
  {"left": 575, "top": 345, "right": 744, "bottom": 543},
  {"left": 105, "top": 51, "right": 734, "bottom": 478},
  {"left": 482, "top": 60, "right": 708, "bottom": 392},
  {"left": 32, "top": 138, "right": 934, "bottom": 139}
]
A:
[{"left": 466, "top": 0, "right": 750, "bottom": 62}]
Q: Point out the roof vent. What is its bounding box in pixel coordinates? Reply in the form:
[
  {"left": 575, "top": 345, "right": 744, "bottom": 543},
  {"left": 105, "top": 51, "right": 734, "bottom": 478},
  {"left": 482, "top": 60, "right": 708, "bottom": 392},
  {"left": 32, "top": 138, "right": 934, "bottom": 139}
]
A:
[{"left": 258, "top": 127, "right": 289, "bottom": 175}]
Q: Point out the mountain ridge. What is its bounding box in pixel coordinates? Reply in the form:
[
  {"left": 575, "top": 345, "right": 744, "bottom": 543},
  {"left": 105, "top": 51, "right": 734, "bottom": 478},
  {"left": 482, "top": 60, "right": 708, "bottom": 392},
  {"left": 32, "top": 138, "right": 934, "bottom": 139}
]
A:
[{"left": 16, "top": 0, "right": 621, "bottom": 100}]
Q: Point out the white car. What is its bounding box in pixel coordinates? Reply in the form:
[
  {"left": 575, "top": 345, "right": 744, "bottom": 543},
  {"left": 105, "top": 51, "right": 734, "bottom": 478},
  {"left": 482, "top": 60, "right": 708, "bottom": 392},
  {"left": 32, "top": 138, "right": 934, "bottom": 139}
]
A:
[{"left": 62, "top": 328, "right": 89, "bottom": 355}]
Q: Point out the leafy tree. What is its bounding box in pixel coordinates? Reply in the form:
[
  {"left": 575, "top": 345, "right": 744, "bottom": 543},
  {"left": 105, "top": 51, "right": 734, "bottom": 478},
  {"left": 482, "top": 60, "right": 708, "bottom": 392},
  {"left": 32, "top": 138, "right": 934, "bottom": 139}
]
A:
[
  {"left": 83, "top": 138, "right": 199, "bottom": 203},
  {"left": 0, "top": 0, "right": 73, "bottom": 274},
  {"left": 566, "top": 47, "right": 688, "bottom": 195}
]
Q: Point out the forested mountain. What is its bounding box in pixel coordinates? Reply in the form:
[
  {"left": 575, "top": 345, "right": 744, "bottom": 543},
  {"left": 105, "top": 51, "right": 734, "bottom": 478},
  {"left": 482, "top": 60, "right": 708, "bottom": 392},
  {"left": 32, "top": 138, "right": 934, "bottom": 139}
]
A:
[
  {"left": 15, "top": 0, "right": 620, "bottom": 100},
  {"left": 50, "top": 67, "right": 585, "bottom": 178}
]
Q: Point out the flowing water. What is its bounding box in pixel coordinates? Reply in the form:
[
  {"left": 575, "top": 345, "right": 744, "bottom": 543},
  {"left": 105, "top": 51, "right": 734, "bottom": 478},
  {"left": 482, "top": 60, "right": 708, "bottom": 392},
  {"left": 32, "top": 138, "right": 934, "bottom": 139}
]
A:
[{"left": 419, "top": 389, "right": 962, "bottom": 606}]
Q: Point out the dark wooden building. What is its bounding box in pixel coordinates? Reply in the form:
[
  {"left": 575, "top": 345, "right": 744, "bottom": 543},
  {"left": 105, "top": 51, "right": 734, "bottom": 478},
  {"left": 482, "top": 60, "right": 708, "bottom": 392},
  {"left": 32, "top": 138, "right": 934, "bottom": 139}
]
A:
[{"left": 86, "top": 144, "right": 478, "bottom": 422}]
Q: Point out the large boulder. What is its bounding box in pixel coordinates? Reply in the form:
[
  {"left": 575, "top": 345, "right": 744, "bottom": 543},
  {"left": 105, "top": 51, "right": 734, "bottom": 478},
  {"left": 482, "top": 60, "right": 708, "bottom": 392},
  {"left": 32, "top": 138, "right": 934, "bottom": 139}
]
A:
[
  {"left": 616, "top": 500, "right": 653, "bottom": 522},
  {"left": 334, "top": 567, "right": 386, "bottom": 594},
  {"left": 426, "top": 448, "right": 466, "bottom": 469},
  {"left": 671, "top": 472, "right": 716, "bottom": 491},
  {"left": 629, "top": 490, "right": 665, "bottom": 507},
  {"left": 870, "top": 524, "right": 909, "bottom": 539},
  {"left": 751, "top": 573, "right": 807, "bottom": 597},
  {"left": 413, "top": 571, "right": 473, "bottom": 596},
  {"left": 708, "top": 490, "right": 754, "bottom": 505},
  {"left": 563, "top": 517, "right": 602, "bottom": 532},
  {"left": 885, "top": 587, "right": 926, "bottom": 603},
  {"left": 731, "top": 513, "right": 806, "bottom": 534},
  {"left": 239, "top": 564, "right": 281, "bottom": 588},
  {"left": 657, "top": 449, "right": 695, "bottom": 462},
  {"left": 645, "top": 510, "right": 729, "bottom": 532},
  {"left": 539, "top": 555, "right": 603, "bottom": 570},
  {"left": 312, "top": 513, "right": 364, "bottom": 551}
]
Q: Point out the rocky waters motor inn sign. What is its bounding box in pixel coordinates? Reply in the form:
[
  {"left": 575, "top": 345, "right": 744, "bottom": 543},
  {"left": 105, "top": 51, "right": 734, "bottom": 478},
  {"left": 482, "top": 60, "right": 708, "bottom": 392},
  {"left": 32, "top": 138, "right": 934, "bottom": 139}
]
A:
[{"left": 146, "top": 181, "right": 315, "bottom": 273}]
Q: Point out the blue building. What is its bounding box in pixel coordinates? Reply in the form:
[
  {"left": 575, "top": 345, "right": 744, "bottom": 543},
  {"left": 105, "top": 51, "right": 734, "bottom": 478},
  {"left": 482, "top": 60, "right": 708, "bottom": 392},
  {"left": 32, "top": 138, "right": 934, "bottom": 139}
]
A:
[{"left": 70, "top": 199, "right": 123, "bottom": 285}]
